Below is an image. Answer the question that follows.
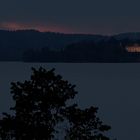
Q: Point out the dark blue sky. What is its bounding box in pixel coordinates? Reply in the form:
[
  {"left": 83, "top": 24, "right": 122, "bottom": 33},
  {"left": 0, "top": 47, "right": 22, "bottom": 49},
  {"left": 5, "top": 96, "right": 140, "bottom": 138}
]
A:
[{"left": 0, "top": 0, "right": 140, "bottom": 34}]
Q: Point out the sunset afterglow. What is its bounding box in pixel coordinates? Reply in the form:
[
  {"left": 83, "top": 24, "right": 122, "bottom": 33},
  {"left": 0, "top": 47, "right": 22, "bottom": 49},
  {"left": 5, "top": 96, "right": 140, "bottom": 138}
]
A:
[{"left": 0, "top": 22, "right": 72, "bottom": 33}]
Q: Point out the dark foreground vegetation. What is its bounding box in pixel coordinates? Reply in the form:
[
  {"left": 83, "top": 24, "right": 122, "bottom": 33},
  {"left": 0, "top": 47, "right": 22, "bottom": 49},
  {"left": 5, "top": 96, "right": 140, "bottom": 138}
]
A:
[{"left": 0, "top": 67, "right": 111, "bottom": 140}]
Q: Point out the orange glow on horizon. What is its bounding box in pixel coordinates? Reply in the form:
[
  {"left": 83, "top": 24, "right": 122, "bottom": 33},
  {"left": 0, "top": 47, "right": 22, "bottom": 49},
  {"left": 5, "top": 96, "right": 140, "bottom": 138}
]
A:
[{"left": 0, "top": 22, "right": 72, "bottom": 33}]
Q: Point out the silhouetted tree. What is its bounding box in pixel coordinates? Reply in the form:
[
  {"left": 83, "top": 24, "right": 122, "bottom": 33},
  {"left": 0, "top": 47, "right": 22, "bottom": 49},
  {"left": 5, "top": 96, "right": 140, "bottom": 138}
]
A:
[
  {"left": 0, "top": 67, "right": 111, "bottom": 140},
  {"left": 63, "top": 105, "right": 111, "bottom": 140}
]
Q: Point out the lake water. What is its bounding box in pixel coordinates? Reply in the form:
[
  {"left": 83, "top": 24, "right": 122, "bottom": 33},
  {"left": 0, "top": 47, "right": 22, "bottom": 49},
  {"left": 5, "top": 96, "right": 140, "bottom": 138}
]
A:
[{"left": 0, "top": 62, "right": 140, "bottom": 140}]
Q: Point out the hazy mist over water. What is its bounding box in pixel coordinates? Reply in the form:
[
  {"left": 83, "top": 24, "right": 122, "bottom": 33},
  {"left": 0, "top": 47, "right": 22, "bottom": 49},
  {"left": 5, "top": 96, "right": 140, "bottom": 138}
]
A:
[{"left": 0, "top": 62, "right": 140, "bottom": 140}]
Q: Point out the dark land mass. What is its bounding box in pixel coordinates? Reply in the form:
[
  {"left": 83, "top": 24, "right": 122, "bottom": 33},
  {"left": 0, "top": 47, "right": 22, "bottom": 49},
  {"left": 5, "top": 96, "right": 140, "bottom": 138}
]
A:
[{"left": 0, "top": 29, "right": 140, "bottom": 62}]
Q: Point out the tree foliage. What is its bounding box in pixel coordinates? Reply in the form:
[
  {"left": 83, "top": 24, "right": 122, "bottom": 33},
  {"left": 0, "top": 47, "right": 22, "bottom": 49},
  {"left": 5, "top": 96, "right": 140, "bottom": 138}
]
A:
[{"left": 0, "top": 67, "right": 111, "bottom": 140}]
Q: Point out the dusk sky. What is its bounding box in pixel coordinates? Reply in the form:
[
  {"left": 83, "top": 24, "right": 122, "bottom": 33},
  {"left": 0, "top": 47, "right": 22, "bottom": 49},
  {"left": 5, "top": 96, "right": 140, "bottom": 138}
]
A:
[{"left": 0, "top": 0, "right": 140, "bottom": 35}]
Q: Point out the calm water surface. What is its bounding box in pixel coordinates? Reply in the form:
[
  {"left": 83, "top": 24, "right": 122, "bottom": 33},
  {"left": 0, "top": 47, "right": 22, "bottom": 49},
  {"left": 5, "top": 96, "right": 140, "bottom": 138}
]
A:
[{"left": 0, "top": 62, "right": 140, "bottom": 140}]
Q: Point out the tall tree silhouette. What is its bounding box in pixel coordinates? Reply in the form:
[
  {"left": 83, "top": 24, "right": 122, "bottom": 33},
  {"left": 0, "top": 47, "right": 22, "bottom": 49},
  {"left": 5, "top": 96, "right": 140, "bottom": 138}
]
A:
[{"left": 0, "top": 67, "right": 111, "bottom": 140}]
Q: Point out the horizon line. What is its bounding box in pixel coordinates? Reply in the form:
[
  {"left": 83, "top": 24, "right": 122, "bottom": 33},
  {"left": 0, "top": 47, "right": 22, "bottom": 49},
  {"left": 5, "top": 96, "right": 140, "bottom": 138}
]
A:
[{"left": 0, "top": 28, "right": 140, "bottom": 36}]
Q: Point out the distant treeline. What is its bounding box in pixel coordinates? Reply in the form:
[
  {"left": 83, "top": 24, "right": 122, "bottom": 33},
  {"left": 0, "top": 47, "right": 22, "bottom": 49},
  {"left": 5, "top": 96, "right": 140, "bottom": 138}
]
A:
[
  {"left": 23, "top": 37, "right": 140, "bottom": 62},
  {"left": 0, "top": 30, "right": 106, "bottom": 61},
  {"left": 0, "top": 30, "right": 140, "bottom": 62}
]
